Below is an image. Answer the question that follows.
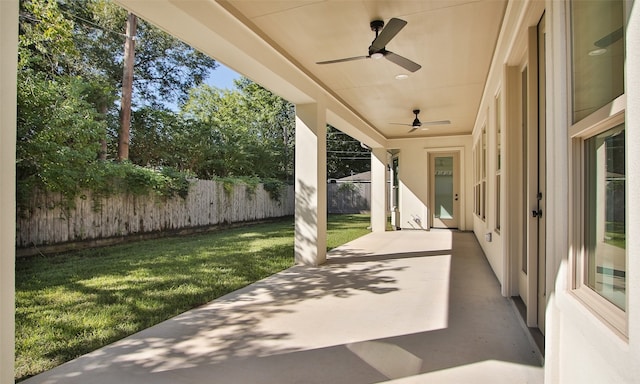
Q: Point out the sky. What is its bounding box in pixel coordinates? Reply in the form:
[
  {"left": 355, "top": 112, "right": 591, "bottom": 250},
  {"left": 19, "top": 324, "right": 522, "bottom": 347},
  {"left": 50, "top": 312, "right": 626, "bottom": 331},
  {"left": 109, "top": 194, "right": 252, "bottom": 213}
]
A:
[{"left": 206, "top": 63, "right": 242, "bottom": 90}]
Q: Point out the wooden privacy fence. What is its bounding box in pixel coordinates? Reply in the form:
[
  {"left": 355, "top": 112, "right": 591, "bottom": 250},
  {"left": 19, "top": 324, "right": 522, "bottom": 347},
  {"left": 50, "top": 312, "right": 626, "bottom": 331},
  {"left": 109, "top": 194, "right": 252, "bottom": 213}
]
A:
[
  {"left": 327, "top": 182, "right": 371, "bottom": 214},
  {"left": 16, "top": 180, "right": 294, "bottom": 252}
]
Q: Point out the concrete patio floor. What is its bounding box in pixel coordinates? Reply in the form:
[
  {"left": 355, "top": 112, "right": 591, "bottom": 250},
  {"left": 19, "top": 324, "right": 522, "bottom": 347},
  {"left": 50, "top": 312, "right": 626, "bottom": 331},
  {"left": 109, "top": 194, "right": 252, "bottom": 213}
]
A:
[{"left": 23, "top": 230, "right": 543, "bottom": 384}]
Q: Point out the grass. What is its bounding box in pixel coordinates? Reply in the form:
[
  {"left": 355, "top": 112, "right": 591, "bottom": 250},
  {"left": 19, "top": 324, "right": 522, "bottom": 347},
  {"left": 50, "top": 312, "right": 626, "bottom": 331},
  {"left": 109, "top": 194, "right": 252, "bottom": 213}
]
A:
[
  {"left": 15, "top": 214, "right": 371, "bottom": 381},
  {"left": 604, "top": 221, "right": 626, "bottom": 249}
]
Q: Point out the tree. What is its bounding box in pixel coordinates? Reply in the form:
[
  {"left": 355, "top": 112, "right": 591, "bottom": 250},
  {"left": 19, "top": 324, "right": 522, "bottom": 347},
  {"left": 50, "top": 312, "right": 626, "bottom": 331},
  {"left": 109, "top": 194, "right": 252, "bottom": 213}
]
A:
[
  {"left": 235, "top": 78, "right": 295, "bottom": 180},
  {"left": 16, "top": 72, "right": 106, "bottom": 206},
  {"left": 56, "top": 0, "right": 218, "bottom": 159},
  {"left": 128, "top": 107, "right": 181, "bottom": 168},
  {"left": 15, "top": 0, "right": 212, "bottom": 208},
  {"left": 179, "top": 80, "right": 295, "bottom": 180},
  {"left": 19, "top": 0, "right": 78, "bottom": 75},
  {"left": 17, "top": 0, "right": 106, "bottom": 204}
]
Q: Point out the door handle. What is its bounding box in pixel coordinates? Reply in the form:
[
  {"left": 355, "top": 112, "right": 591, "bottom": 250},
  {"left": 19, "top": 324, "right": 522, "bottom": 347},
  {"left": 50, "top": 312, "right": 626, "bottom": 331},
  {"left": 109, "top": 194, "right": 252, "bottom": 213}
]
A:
[{"left": 532, "top": 209, "right": 543, "bottom": 218}]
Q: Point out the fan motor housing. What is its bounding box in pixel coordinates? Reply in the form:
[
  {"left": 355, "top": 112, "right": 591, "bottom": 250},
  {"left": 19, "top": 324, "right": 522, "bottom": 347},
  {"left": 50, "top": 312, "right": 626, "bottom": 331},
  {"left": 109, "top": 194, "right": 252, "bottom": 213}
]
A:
[{"left": 370, "top": 20, "right": 384, "bottom": 31}]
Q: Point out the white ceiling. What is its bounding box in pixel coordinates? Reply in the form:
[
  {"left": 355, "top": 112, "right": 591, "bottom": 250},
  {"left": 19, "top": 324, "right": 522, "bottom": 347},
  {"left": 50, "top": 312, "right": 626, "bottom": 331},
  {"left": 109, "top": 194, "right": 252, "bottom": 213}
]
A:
[
  {"left": 218, "top": 0, "right": 507, "bottom": 139},
  {"left": 116, "top": 0, "right": 507, "bottom": 142}
]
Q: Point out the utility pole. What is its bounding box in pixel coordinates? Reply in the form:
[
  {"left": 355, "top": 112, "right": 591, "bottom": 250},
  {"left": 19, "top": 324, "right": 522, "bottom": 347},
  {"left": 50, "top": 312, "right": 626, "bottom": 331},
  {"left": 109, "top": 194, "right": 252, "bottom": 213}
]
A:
[
  {"left": 118, "top": 12, "right": 137, "bottom": 162},
  {"left": 98, "top": 103, "right": 108, "bottom": 160}
]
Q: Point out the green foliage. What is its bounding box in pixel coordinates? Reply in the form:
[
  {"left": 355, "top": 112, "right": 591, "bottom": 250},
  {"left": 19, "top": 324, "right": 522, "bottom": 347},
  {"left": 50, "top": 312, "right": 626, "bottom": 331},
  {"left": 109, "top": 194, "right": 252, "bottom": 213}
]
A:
[
  {"left": 181, "top": 83, "right": 294, "bottom": 181},
  {"left": 62, "top": 0, "right": 217, "bottom": 108},
  {"left": 215, "top": 176, "right": 260, "bottom": 198},
  {"left": 16, "top": 71, "right": 105, "bottom": 209},
  {"left": 129, "top": 107, "right": 182, "bottom": 168},
  {"left": 262, "top": 178, "right": 287, "bottom": 203},
  {"left": 158, "top": 166, "right": 193, "bottom": 199},
  {"left": 19, "top": 0, "right": 79, "bottom": 74},
  {"left": 337, "top": 182, "right": 359, "bottom": 193},
  {"left": 16, "top": 1, "right": 364, "bottom": 212},
  {"left": 213, "top": 176, "right": 286, "bottom": 202},
  {"left": 18, "top": 0, "right": 217, "bottom": 165},
  {"left": 86, "top": 162, "right": 193, "bottom": 200},
  {"left": 16, "top": 0, "right": 212, "bottom": 213},
  {"left": 15, "top": 67, "right": 192, "bottom": 213}
]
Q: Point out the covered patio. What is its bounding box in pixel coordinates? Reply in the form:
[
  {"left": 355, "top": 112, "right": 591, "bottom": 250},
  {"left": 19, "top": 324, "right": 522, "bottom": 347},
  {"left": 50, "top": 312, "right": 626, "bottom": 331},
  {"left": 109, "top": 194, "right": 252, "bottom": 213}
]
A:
[{"left": 22, "top": 230, "right": 542, "bottom": 384}]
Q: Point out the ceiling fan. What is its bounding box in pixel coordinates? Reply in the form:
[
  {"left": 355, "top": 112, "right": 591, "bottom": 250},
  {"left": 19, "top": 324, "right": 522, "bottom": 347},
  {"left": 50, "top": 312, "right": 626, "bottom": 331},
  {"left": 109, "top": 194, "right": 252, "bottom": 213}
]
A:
[
  {"left": 316, "top": 18, "right": 421, "bottom": 73},
  {"left": 391, "top": 109, "right": 451, "bottom": 133}
]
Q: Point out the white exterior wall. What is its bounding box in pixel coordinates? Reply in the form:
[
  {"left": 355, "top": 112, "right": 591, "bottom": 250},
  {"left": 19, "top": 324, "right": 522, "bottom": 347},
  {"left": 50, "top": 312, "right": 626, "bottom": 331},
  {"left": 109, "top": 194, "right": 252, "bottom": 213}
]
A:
[
  {"left": 472, "top": 110, "right": 504, "bottom": 285},
  {"left": 470, "top": 0, "right": 539, "bottom": 289},
  {"left": 473, "top": 0, "right": 640, "bottom": 382},
  {"left": 543, "top": 0, "right": 640, "bottom": 383},
  {"left": 388, "top": 135, "right": 473, "bottom": 231}
]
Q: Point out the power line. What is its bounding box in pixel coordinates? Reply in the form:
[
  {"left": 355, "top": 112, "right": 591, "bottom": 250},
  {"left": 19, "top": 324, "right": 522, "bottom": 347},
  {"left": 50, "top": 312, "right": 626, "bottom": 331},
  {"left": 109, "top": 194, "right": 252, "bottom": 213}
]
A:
[
  {"left": 327, "top": 150, "right": 369, "bottom": 155},
  {"left": 58, "top": 8, "right": 130, "bottom": 39}
]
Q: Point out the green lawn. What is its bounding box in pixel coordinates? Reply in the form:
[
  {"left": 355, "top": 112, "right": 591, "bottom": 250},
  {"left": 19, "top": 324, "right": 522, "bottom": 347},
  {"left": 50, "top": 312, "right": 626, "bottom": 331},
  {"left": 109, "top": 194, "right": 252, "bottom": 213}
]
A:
[
  {"left": 15, "top": 214, "right": 371, "bottom": 381},
  {"left": 605, "top": 221, "right": 626, "bottom": 249}
]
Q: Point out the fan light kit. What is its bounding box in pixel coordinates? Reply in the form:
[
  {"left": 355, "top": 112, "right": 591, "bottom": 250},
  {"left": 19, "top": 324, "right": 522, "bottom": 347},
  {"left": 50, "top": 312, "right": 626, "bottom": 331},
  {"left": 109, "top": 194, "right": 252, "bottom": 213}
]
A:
[
  {"left": 317, "top": 18, "right": 421, "bottom": 72},
  {"left": 390, "top": 109, "right": 451, "bottom": 133}
]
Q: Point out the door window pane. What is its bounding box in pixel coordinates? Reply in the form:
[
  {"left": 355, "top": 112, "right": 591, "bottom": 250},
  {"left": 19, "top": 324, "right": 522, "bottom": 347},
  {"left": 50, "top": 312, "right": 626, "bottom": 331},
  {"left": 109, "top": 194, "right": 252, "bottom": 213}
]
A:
[
  {"left": 434, "top": 156, "right": 453, "bottom": 219},
  {"left": 585, "top": 124, "right": 625, "bottom": 310},
  {"left": 571, "top": 0, "right": 624, "bottom": 123}
]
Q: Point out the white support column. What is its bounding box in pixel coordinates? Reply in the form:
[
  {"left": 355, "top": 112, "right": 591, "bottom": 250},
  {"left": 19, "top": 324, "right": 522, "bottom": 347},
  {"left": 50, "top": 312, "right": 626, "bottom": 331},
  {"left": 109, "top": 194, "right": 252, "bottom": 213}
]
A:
[
  {"left": 295, "top": 103, "right": 327, "bottom": 266},
  {"left": 1, "top": 1, "right": 18, "bottom": 382},
  {"left": 370, "top": 147, "right": 387, "bottom": 232}
]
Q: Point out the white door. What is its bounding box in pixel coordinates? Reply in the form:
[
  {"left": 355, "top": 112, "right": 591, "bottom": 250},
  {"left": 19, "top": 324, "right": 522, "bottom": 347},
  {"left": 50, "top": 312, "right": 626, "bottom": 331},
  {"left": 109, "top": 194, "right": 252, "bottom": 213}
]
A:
[
  {"left": 430, "top": 152, "right": 459, "bottom": 229},
  {"left": 536, "top": 13, "right": 547, "bottom": 334},
  {"left": 518, "top": 15, "right": 547, "bottom": 334},
  {"left": 518, "top": 62, "right": 530, "bottom": 310}
]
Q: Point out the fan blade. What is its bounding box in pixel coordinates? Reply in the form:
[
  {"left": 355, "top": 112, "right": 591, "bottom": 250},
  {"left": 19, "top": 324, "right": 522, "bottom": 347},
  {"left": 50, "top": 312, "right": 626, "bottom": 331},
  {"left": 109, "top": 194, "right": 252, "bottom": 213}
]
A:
[
  {"left": 384, "top": 51, "right": 421, "bottom": 72},
  {"left": 389, "top": 122, "right": 411, "bottom": 126},
  {"left": 408, "top": 126, "right": 419, "bottom": 133},
  {"left": 371, "top": 18, "right": 407, "bottom": 52},
  {"left": 316, "top": 56, "right": 369, "bottom": 65},
  {"left": 421, "top": 120, "right": 451, "bottom": 126}
]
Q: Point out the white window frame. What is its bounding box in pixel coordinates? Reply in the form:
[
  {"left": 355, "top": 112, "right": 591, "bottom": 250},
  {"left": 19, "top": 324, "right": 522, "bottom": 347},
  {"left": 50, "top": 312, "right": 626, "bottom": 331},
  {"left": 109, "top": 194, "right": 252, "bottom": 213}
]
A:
[
  {"left": 473, "top": 125, "right": 487, "bottom": 221},
  {"left": 495, "top": 92, "right": 502, "bottom": 233},
  {"left": 568, "top": 0, "right": 628, "bottom": 336},
  {"left": 481, "top": 125, "right": 487, "bottom": 222},
  {"left": 570, "top": 102, "right": 627, "bottom": 337}
]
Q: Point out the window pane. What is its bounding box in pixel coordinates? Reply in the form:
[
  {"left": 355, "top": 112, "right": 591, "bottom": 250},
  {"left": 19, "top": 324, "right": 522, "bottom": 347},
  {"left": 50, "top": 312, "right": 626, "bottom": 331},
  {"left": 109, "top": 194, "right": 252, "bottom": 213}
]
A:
[
  {"left": 585, "top": 124, "right": 625, "bottom": 310},
  {"left": 496, "top": 94, "right": 501, "bottom": 171},
  {"left": 434, "top": 156, "right": 453, "bottom": 219},
  {"left": 571, "top": 0, "right": 624, "bottom": 123},
  {"left": 496, "top": 174, "right": 501, "bottom": 230},
  {"left": 482, "top": 127, "right": 487, "bottom": 178},
  {"left": 392, "top": 157, "right": 399, "bottom": 207},
  {"left": 481, "top": 181, "right": 486, "bottom": 220}
]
